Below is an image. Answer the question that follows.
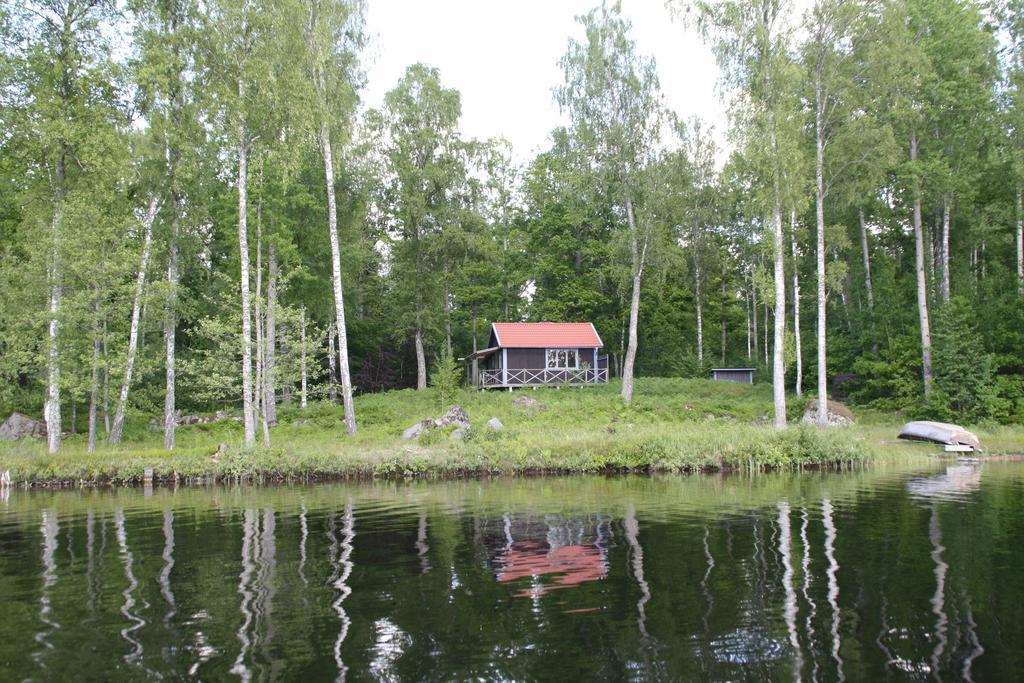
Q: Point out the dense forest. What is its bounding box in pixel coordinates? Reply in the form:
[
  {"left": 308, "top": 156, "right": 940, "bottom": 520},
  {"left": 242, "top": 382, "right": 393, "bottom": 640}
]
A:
[{"left": 1, "top": 0, "right": 1022, "bottom": 454}]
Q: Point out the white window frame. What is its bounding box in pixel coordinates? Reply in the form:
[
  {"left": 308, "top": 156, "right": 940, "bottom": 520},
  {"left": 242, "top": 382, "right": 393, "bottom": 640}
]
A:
[{"left": 545, "top": 348, "right": 579, "bottom": 370}]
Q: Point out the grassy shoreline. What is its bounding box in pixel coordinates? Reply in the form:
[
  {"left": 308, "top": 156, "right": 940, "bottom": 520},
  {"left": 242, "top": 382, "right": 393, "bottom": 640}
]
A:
[{"left": 2, "top": 378, "right": 1021, "bottom": 487}]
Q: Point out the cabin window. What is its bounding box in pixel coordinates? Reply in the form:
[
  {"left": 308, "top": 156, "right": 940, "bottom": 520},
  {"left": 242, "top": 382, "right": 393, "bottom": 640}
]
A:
[{"left": 546, "top": 348, "right": 579, "bottom": 369}]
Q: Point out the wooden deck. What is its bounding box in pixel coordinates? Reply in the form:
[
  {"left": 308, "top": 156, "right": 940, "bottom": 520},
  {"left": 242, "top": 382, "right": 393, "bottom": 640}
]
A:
[{"left": 479, "top": 367, "right": 608, "bottom": 389}]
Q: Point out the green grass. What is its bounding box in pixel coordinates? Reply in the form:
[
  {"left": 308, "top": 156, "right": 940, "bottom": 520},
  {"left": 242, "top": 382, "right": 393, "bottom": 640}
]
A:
[{"left": 1, "top": 378, "right": 1020, "bottom": 486}]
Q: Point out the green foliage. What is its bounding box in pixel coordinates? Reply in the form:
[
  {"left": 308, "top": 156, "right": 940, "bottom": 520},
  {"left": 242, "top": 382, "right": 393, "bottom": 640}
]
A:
[
  {"left": 429, "top": 348, "right": 463, "bottom": 411},
  {"left": 929, "top": 297, "right": 1002, "bottom": 422}
]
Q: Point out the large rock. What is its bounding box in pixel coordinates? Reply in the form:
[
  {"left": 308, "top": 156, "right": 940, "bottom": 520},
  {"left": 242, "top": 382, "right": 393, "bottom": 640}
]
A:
[
  {"left": 402, "top": 420, "right": 432, "bottom": 440},
  {"left": 438, "top": 405, "right": 470, "bottom": 430},
  {"left": 450, "top": 428, "right": 467, "bottom": 440},
  {"left": 512, "top": 396, "right": 544, "bottom": 415},
  {"left": 801, "top": 400, "right": 855, "bottom": 427},
  {"left": 486, "top": 417, "right": 504, "bottom": 431},
  {"left": 0, "top": 413, "right": 46, "bottom": 441}
]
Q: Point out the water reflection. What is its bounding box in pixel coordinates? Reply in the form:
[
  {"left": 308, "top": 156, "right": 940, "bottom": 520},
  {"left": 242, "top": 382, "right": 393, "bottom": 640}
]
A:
[
  {"left": 32, "top": 510, "right": 59, "bottom": 672},
  {"left": 114, "top": 509, "right": 147, "bottom": 668},
  {"left": 929, "top": 503, "right": 948, "bottom": 676},
  {"left": 160, "top": 510, "right": 176, "bottom": 623},
  {"left": 908, "top": 464, "right": 982, "bottom": 501},
  {"left": 492, "top": 513, "right": 610, "bottom": 600},
  {"left": 777, "top": 502, "right": 801, "bottom": 680},
  {"left": 329, "top": 499, "right": 355, "bottom": 682},
  {"left": 0, "top": 465, "right": 1021, "bottom": 681},
  {"left": 230, "top": 508, "right": 278, "bottom": 681},
  {"left": 822, "top": 499, "right": 844, "bottom": 681}
]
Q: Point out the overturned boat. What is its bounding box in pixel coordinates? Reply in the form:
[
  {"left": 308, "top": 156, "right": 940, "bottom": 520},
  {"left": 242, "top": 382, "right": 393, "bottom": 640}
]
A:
[{"left": 898, "top": 421, "right": 981, "bottom": 451}]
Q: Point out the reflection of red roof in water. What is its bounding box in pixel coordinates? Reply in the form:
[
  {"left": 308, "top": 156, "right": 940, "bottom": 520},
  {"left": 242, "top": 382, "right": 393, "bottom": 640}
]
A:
[{"left": 497, "top": 541, "right": 608, "bottom": 597}]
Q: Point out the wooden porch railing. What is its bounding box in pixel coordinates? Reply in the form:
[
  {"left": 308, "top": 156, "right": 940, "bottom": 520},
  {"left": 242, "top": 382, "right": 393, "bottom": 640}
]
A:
[{"left": 479, "top": 367, "right": 608, "bottom": 388}]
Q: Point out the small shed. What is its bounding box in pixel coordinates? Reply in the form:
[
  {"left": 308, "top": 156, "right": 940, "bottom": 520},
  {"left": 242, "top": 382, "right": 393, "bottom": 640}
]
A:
[
  {"left": 711, "top": 367, "right": 756, "bottom": 384},
  {"left": 468, "top": 322, "right": 609, "bottom": 389}
]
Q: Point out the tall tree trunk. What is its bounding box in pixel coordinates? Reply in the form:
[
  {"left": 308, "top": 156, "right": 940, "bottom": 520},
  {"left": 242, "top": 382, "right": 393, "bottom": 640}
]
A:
[
  {"left": 328, "top": 322, "right": 337, "bottom": 401},
  {"left": 720, "top": 279, "right": 727, "bottom": 365},
  {"left": 415, "top": 326, "right": 427, "bottom": 391},
  {"left": 621, "top": 197, "right": 644, "bottom": 406},
  {"left": 751, "top": 270, "right": 759, "bottom": 362},
  {"left": 772, "top": 194, "right": 788, "bottom": 429},
  {"left": 88, "top": 294, "right": 101, "bottom": 453},
  {"left": 444, "top": 283, "right": 453, "bottom": 357},
  {"left": 110, "top": 196, "right": 160, "bottom": 444},
  {"left": 1017, "top": 187, "right": 1023, "bottom": 295},
  {"left": 790, "top": 211, "right": 802, "bottom": 398},
  {"left": 320, "top": 123, "right": 357, "bottom": 434},
  {"left": 45, "top": 210, "right": 62, "bottom": 454},
  {"left": 164, "top": 210, "right": 179, "bottom": 450},
  {"left": 694, "top": 255, "right": 704, "bottom": 369},
  {"left": 815, "top": 88, "right": 828, "bottom": 427},
  {"left": 102, "top": 319, "right": 110, "bottom": 434},
  {"left": 238, "top": 132, "right": 257, "bottom": 446},
  {"left": 859, "top": 209, "right": 874, "bottom": 310},
  {"left": 254, "top": 210, "right": 269, "bottom": 447},
  {"left": 265, "top": 243, "right": 278, "bottom": 426},
  {"left": 746, "top": 285, "right": 752, "bottom": 360},
  {"left": 300, "top": 306, "right": 308, "bottom": 409},
  {"left": 940, "top": 198, "right": 951, "bottom": 303},
  {"left": 910, "top": 132, "right": 934, "bottom": 396}
]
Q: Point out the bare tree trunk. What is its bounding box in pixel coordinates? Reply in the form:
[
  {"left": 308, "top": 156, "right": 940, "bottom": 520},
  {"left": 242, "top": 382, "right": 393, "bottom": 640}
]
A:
[
  {"left": 1017, "top": 187, "right": 1023, "bottom": 296},
  {"left": 415, "top": 327, "right": 427, "bottom": 391},
  {"left": 444, "top": 284, "right": 453, "bottom": 357},
  {"left": 621, "top": 197, "right": 644, "bottom": 406},
  {"left": 746, "top": 286, "right": 752, "bottom": 360},
  {"left": 790, "top": 211, "right": 802, "bottom": 398},
  {"left": 694, "top": 256, "right": 704, "bottom": 369},
  {"left": 102, "top": 319, "right": 110, "bottom": 434},
  {"left": 164, "top": 211, "right": 179, "bottom": 450},
  {"left": 940, "top": 198, "right": 951, "bottom": 303},
  {"left": 300, "top": 306, "right": 308, "bottom": 409},
  {"left": 720, "top": 280, "right": 727, "bottom": 365},
  {"left": 815, "top": 91, "right": 828, "bottom": 427},
  {"left": 320, "top": 122, "right": 357, "bottom": 434},
  {"left": 88, "top": 294, "right": 101, "bottom": 453},
  {"left": 910, "top": 132, "right": 934, "bottom": 396},
  {"left": 254, "top": 211, "right": 269, "bottom": 448},
  {"left": 238, "top": 132, "right": 257, "bottom": 446},
  {"left": 328, "top": 322, "right": 337, "bottom": 401},
  {"left": 45, "top": 208, "right": 62, "bottom": 454},
  {"left": 751, "top": 270, "right": 759, "bottom": 363},
  {"left": 110, "top": 196, "right": 160, "bottom": 444},
  {"left": 859, "top": 208, "right": 874, "bottom": 310},
  {"left": 772, "top": 194, "right": 788, "bottom": 429},
  {"left": 265, "top": 243, "right": 278, "bottom": 426}
]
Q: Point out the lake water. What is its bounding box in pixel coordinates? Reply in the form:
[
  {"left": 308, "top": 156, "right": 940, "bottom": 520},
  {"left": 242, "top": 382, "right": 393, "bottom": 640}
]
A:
[{"left": 1, "top": 462, "right": 1023, "bottom": 681}]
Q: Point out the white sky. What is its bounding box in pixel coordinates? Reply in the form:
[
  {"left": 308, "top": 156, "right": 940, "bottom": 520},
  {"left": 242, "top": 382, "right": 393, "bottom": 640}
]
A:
[{"left": 361, "top": 0, "right": 727, "bottom": 162}]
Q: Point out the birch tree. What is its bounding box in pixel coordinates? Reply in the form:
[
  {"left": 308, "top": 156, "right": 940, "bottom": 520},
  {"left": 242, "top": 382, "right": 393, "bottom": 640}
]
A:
[
  {"left": 685, "top": 0, "right": 803, "bottom": 426},
  {"left": 109, "top": 195, "right": 160, "bottom": 443},
  {"left": 304, "top": 0, "right": 364, "bottom": 433},
  {"left": 557, "top": 1, "right": 662, "bottom": 406}
]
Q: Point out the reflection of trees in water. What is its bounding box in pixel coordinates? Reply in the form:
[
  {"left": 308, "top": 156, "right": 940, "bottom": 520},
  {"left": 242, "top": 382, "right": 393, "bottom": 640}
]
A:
[
  {"left": 32, "top": 510, "right": 59, "bottom": 673},
  {"left": 777, "top": 502, "right": 802, "bottom": 680},
  {"left": 328, "top": 499, "right": 355, "bottom": 682},
  {"left": 160, "top": 510, "right": 177, "bottom": 624},
  {"left": 230, "top": 508, "right": 278, "bottom": 682},
  {"left": 822, "top": 499, "right": 844, "bottom": 682},
  {"left": 800, "top": 506, "right": 819, "bottom": 683},
  {"left": 115, "top": 508, "right": 147, "bottom": 669}
]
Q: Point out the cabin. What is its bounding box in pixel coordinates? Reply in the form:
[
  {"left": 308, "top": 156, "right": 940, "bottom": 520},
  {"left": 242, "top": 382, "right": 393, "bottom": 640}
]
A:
[
  {"left": 468, "top": 322, "right": 609, "bottom": 389},
  {"left": 711, "top": 367, "right": 756, "bottom": 384}
]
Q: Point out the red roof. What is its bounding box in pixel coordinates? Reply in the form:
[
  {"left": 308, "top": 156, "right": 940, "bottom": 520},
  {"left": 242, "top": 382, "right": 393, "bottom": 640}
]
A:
[{"left": 492, "top": 322, "right": 603, "bottom": 349}]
